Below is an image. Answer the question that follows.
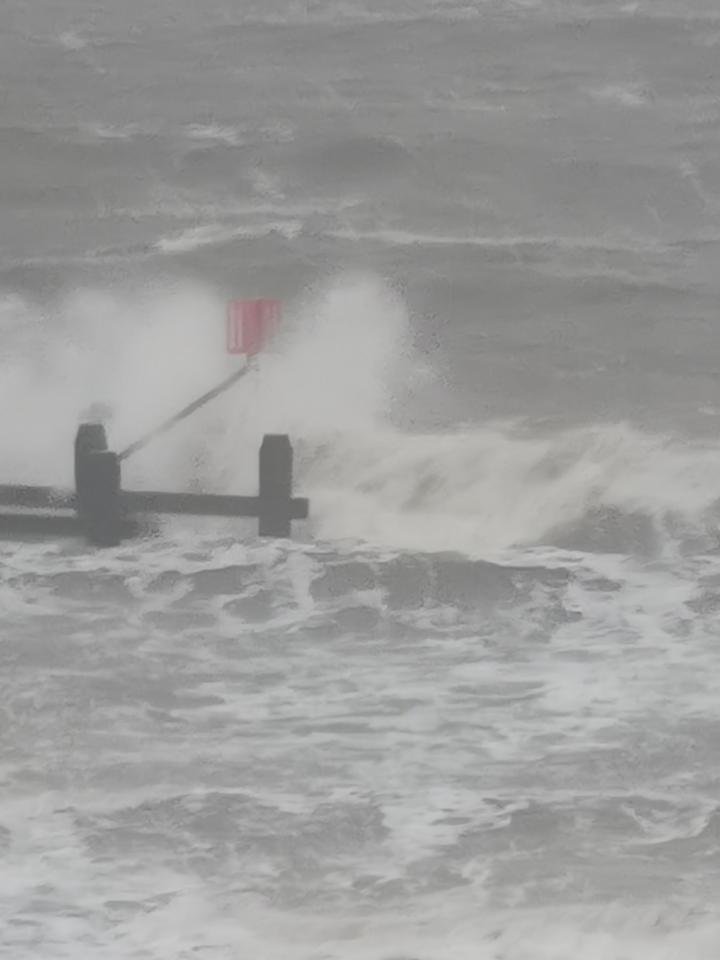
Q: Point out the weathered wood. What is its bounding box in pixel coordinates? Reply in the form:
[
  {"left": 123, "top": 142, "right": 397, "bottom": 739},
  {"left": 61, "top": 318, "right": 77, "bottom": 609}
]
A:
[
  {"left": 0, "top": 510, "right": 80, "bottom": 539},
  {"left": 0, "top": 485, "right": 74, "bottom": 510},
  {"left": 259, "top": 434, "right": 295, "bottom": 537},
  {"left": 0, "top": 427, "right": 308, "bottom": 545},
  {"left": 80, "top": 451, "right": 123, "bottom": 546},
  {"left": 122, "top": 490, "right": 308, "bottom": 520}
]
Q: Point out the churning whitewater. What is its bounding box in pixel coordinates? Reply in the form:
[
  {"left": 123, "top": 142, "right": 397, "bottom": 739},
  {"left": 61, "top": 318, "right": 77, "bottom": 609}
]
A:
[{"left": 3, "top": 0, "right": 720, "bottom": 957}]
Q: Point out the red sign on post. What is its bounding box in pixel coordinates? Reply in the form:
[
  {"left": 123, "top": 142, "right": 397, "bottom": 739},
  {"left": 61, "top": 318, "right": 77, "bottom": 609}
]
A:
[{"left": 227, "top": 298, "right": 280, "bottom": 355}]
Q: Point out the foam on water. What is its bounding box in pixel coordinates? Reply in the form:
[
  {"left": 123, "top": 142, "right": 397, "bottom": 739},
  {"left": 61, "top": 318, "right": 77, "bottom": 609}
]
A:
[
  {"left": 299, "top": 421, "right": 720, "bottom": 555},
  {"left": 56, "top": 29, "right": 90, "bottom": 51},
  {"left": 325, "top": 227, "right": 674, "bottom": 259},
  {"left": 2, "top": 273, "right": 720, "bottom": 556},
  {"left": 98, "top": 900, "right": 720, "bottom": 960},
  {"left": 5, "top": 0, "right": 720, "bottom": 954},
  {"left": 2, "top": 277, "right": 720, "bottom": 960},
  {"left": 153, "top": 220, "right": 303, "bottom": 253},
  {"left": 2, "top": 516, "right": 720, "bottom": 958},
  {"left": 587, "top": 83, "right": 653, "bottom": 108}
]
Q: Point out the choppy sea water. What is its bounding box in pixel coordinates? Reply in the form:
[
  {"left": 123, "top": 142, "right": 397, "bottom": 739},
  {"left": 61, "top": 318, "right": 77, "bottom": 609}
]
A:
[{"left": 3, "top": 1, "right": 720, "bottom": 957}]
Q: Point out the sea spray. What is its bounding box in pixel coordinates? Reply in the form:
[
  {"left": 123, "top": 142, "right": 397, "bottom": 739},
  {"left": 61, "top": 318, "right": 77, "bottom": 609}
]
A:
[{"left": 3, "top": 275, "right": 720, "bottom": 556}]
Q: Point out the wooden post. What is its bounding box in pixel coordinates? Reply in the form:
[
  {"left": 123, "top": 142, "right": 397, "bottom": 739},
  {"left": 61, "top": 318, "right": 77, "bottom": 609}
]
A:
[
  {"left": 74, "top": 421, "right": 108, "bottom": 495},
  {"left": 258, "top": 434, "right": 293, "bottom": 538},
  {"left": 74, "top": 423, "right": 123, "bottom": 546}
]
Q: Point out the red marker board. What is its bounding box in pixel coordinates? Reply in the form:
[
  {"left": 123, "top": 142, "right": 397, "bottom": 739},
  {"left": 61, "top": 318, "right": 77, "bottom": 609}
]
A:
[{"left": 227, "top": 298, "right": 280, "bottom": 355}]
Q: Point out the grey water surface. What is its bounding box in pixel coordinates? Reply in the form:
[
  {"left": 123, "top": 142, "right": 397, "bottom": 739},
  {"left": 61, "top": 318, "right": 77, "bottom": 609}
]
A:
[{"left": 2, "top": 2, "right": 720, "bottom": 957}]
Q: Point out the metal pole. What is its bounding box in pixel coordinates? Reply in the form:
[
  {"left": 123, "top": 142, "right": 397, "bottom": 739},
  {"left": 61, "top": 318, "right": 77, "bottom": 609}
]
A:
[{"left": 118, "top": 361, "right": 254, "bottom": 462}]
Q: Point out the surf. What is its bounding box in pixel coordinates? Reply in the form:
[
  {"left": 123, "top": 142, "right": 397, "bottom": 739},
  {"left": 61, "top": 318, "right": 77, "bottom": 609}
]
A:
[{"left": 2, "top": 272, "right": 720, "bottom": 557}]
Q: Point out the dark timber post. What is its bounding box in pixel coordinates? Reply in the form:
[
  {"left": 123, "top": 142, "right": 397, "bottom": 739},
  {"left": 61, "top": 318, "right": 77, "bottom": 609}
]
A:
[
  {"left": 258, "top": 434, "right": 293, "bottom": 538},
  {"left": 74, "top": 422, "right": 108, "bottom": 484},
  {"left": 74, "top": 423, "right": 123, "bottom": 546}
]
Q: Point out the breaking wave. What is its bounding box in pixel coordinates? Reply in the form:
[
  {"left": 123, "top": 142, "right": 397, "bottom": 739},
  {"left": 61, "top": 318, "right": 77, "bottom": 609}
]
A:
[{"left": 1, "top": 272, "right": 720, "bottom": 558}]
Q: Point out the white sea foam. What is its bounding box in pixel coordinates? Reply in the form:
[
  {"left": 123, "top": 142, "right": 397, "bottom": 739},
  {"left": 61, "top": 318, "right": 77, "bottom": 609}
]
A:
[
  {"left": 2, "top": 518, "right": 719, "bottom": 958},
  {"left": 154, "top": 220, "right": 302, "bottom": 253},
  {"left": 587, "top": 83, "right": 653, "bottom": 108},
  {"left": 182, "top": 123, "right": 246, "bottom": 146},
  {"left": 229, "top": 0, "right": 484, "bottom": 27},
  {"left": 76, "top": 121, "right": 144, "bottom": 141},
  {"left": 2, "top": 275, "right": 720, "bottom": 556},
  {"left": 56, "top": 29, "right": 89, "bottom": 51},
  {"left": 325, "top": 226, "right": 670, "bottom": 257},
  {"left": 5, "top": 3, "right": 720, "bottom": 956}
]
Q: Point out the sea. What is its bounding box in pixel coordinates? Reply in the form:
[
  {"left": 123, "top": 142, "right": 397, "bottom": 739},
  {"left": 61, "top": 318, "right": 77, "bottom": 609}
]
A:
[{"left": 2, "top": 1, "right": 720, "bottom": 957}]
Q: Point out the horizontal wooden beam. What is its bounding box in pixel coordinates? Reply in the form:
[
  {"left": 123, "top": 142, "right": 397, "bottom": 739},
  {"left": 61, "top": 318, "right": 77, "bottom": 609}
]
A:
[
  {"left": 122, "top": 489, "right": 309, "bottom": 520},
  {"left": 0, "top": 510, "right": 81, "bottom": 539},
  {"left": 0, "top": 485, "right": 308, "bottom": 521},
  {"left": 0, "top": 484, "right": 74, "bottom": 510},
  {"left": 123, "top": 490, "right": 257, "bottom": 517},
  {"left": 0, "top": 484, "right": 308, "bottom": 545}
]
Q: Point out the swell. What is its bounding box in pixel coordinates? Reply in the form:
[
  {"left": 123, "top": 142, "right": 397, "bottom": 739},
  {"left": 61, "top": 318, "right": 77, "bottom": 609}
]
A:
[
  {"left": 3, "top": 275, "right": 720, "bottom": 558},
  {"left": 294, "top": 422, "right": 720, "bottom": 556}
]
